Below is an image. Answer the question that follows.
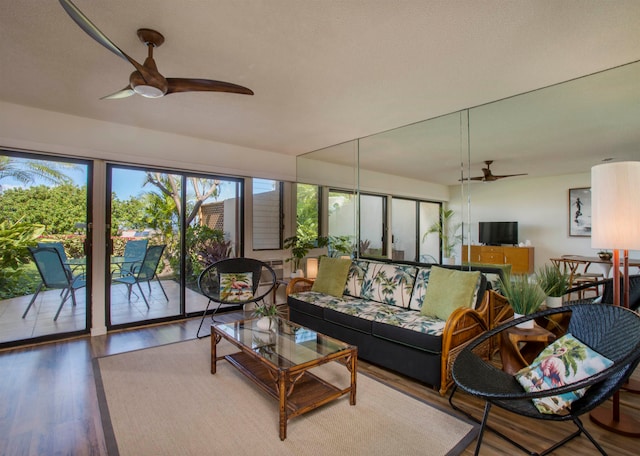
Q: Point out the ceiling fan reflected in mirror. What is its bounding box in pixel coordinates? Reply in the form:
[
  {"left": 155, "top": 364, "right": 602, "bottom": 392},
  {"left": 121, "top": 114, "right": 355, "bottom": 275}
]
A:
[
  {"left": 58, "top": 0, "right": 254, "bottom": 99},
  {"left": 464, "top": 160, "right": 528, "bottom": 182}
]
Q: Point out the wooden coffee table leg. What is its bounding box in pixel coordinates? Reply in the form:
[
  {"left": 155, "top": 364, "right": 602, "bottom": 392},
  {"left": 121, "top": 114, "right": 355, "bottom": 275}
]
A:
[
  {"left": 349, "top": 350, "right": 357, "bottom": 406},
  {"left": 211, "top": 332, "right": 218, "bottom": 374},
  {"left": 278, "top": 370, "right": 287, "bottom": 440}
]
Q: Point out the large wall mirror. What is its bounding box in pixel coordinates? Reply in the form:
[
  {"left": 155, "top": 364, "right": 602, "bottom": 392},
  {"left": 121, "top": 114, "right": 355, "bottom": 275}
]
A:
[{"left": 297, "top": 59, "right": 640, "bottom": 267}]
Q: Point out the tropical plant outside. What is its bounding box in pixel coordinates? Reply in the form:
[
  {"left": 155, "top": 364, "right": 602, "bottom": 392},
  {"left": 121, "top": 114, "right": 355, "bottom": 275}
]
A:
[{"left": 0, "top": 220, "right": 45, "bottom": 298}]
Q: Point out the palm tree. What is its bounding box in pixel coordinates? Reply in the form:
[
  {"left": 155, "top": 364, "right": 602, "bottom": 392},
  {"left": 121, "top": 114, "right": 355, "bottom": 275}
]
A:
[{"left": 0, "top": 156, "right": 73, "bottom": 189}]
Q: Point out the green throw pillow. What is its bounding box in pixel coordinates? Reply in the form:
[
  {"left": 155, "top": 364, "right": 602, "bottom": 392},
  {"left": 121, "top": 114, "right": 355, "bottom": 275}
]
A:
[
  {"left": 311, "top": 257, "right": 352, "bottom": 298},
  {"left": 420, "top": 266, "right": 480, "bottom": 320}
]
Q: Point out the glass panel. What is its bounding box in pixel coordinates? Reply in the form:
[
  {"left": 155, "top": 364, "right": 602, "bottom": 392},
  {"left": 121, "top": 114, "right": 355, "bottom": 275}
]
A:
[
  {"left": 391, "top": 198, "right": 416, "bottom": 262},
  {"left": 185, "top": 175, "right": 241, "bottom": 315},
  {"left": 360, "top": 194, "right": 385, "bottom": 258},
  {"left": 214, "top": 317, "right": 351, "bottom": 368},
  {"left": 0, "top": 151, "right": 90, "bottom": 344},
  {"left": 295, "top": 183, "right": 319, "bottom": 241},
  {"left": 253, "top": 178, "right": 282, "bottom": 250},
  {"left": 419, "top": 201, "right": 441, "bottom": 263},
  {"left": 109, "top": 167, "right": 181, "bottom": 326},
  {"left": 328, "top": 189, "right": 357, "bottom": 253}
]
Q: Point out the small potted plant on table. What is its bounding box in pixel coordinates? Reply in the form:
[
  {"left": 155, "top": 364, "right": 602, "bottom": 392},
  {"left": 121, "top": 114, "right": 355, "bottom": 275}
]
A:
[
  {"left": 536, "top": 264, "right": 570, "bottom": 308},
  {"left": 499, "top": 274, "right": 547, "bottom": 328}
]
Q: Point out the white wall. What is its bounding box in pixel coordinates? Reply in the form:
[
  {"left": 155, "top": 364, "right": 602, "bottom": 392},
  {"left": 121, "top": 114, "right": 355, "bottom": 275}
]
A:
[
  {"left": 450, "top": 172, "right": 640, "bottom": 272},
  {"left": 0, "top": 101, "right": 296, "bottom": 181}
]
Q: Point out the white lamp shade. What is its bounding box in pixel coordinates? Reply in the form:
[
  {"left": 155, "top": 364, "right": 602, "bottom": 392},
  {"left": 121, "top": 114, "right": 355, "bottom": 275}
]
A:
[
  {"left": 306, "top": 257, "right": 318, "bottom": 279},
  {"left": 591, "top": 161, "right": 640, "bottom": 250}
]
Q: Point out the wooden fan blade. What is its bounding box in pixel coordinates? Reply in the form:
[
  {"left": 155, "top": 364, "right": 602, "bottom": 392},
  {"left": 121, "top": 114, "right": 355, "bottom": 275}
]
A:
[
  {"left": 59, "top": 0, "right": 152, "bottom": 81},
  {"left": 100, "top": 87, "right": 135, "bottom": 100},
  {"left": 166, "top": 78, "right": 254, "bottom": 95},
  {"left": 492, "top": 173, "right": 528, "bottom": 179}
]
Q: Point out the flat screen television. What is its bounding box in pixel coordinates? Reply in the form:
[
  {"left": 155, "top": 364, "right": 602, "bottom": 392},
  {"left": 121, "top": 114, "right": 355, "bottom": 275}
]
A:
[{"left": 479, "top": 221, "right": 518, "bottom": 246}]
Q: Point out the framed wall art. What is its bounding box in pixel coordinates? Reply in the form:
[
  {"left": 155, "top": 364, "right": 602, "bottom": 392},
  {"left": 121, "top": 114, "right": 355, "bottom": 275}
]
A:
[{"left": 569, "top": 187, "right": 591, "bottom": 237}]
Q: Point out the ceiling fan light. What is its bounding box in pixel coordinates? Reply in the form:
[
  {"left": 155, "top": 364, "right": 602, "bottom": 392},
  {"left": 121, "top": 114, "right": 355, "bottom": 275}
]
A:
[{"left": 133, "top": 84, "right": 164, "bottom": 98}]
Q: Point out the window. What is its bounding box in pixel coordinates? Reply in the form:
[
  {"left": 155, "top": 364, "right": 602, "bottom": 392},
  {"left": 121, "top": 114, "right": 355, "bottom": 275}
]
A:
[
  {"left": 328, "top": 188, "right": 356, "bottom": 244},
  {"left": 359, "top": 194, "right": 386, "bottom": 258},
  {"left": 391, "top": 198, "right": 416, "bottom": 261},
  {"left": 295, "top": 183, "right": 320, "bottom": 240},
  {"left": 252, "top": 178, "right": 282, "bottom": 250}
]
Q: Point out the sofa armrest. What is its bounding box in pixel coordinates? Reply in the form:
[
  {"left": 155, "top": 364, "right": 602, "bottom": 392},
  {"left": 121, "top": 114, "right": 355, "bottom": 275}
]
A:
[
  {"left": 439, "top": 292, "right": 490, "bottom": 396},
  {"left": 285, "top": 277, "right": 315, "bottom": 296}
]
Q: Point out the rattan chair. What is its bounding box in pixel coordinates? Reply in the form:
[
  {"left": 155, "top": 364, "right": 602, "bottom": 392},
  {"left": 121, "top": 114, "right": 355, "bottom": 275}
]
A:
[
  {"left": 449, "top": 303, "right": 640, "bottom": 456},
  {"left": 196, "top": 258, "right": 277, "bottom": 338}
]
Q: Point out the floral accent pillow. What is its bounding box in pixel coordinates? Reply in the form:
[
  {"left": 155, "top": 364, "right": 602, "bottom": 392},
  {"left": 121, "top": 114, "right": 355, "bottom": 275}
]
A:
[
  {"left": 219, "top": 272, "right": 254, "bottom": 302},
  {"left": 515, "top": 333, "right": 613, "bottom": 414}
]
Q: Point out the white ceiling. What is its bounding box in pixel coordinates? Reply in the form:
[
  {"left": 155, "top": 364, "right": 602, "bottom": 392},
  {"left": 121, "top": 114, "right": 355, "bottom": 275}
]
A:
[{"left": 1, "top": 0, "right": 640, "bottom": 181}]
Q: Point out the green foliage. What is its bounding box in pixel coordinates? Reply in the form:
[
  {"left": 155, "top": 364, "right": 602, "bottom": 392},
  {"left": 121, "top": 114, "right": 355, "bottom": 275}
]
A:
[
  {"left": 422, "top": 207, "right": 462, "bottom": 258},
  {"left": 0, "top": 156, "right": 74, "bottom": 187},
  {"left": 295, "top": 184, "right": 320, "bottom": 240},
  {"left": 0, "top": 184, "right": 86, "bottom": 234},
  {"left": 536, "top": 264, "right": 570, "bottom": 297},
  {"left": 499, "top": 274, "right": 546, "bottom": 315},
  {"left": 185, "top": 225, "right": 230, "bottom": 278},
  {"left": 284, "top": 235, "right": 329, "bottom": 270},
  {"left": 327, "top": 235, "right": 353, "bottom": 257},
  {"left": 0, "top": 219, "right": 45, "bottom": 298},
  {"left": 111, "top": 195, "right": 149, "bottom": 232}
]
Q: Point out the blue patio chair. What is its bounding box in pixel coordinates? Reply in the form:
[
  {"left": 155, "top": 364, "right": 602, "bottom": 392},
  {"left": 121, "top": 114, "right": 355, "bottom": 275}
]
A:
[
  {"left": 23, "top": 246, "right": 86, "bottom": 321},
  {"left": 112, "top": 244, "right": 168, "bottom": 307},
  {"left": 113, "top": 239, "right": 148, "bottom": 277}
]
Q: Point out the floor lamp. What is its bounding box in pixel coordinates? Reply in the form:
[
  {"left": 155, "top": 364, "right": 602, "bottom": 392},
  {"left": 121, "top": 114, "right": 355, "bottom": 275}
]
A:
[{"left": 589, "top": 161, "right": 640, "bottom": 436}]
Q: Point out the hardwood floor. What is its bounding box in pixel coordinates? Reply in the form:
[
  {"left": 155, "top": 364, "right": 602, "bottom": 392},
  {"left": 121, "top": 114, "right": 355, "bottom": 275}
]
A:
[{"left": 1, "top": 309, "right": 639, "bottom": 455}]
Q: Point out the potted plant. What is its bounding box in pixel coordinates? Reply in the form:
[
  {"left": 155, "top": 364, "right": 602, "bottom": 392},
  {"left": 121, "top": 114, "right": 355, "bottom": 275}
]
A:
[
  {"left": 536, "top": 264, "right": 570, "bottom": 308},
  {"left": 283, "top": 235, "right": 329, "bottom": 277},
  {"left": 253, "top": 302, "right": 280, "bottom": 330},
  {"left": 499, "top": 274, "right": 547, "bottom": 328},
  {"left": 422, "top": 208, "right": 462, "bottom": 264}
]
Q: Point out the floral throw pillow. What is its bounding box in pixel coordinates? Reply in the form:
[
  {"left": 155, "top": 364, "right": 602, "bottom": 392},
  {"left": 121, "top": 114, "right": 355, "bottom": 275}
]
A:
[
  {"left": 515, "top": 333, "right": 613, "bottom": 414},
  {"left": 219, "top": 272, "right": 254, "bottom": 302}
]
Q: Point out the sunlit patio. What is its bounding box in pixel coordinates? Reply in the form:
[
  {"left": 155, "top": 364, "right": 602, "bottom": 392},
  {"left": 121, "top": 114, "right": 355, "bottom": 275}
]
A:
[{"left": 0, "top": 279, "right": 213, "bottom": 345}]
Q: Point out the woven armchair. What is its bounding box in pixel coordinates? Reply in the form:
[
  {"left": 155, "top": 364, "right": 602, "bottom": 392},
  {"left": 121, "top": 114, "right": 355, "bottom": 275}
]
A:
[
  {"left": 196, "top": 258, "right": 277, "bottom": 338},
  {"left": 450, "top": 303, "right": 640, "bottom": 455}
]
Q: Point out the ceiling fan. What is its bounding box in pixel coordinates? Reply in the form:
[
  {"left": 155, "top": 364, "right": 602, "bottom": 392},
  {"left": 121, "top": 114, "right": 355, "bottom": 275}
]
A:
[
  {"left": 465, "top": 160, "right": 528, "bottom": 182},
  {"left": 59, "top": 0, "right": 254, "bottom": 99}
]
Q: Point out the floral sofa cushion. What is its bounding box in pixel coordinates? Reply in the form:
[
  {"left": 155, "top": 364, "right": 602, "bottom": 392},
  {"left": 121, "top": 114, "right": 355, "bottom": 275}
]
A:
[
  {"left": 343, "top": 260, "right": 372, "bottom": 298},
  {"left": 290, "top": 291, "right": 446, "bottom": 336},
  {"left": 408, "top": 267, "right": 431, "bottom": 311},
  {"left": 360, "top": 262, "right": 418, "bottom": 308}
]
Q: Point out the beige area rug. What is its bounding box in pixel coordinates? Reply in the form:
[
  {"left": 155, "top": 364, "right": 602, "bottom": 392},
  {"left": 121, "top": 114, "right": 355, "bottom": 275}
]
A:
[{"left": 95, "top": 338, "right": 477, "bottom": 456}]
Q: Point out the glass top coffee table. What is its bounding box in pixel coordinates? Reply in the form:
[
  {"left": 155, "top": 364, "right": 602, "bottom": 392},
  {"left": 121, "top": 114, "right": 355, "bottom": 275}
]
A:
[{"left": 211, "top": 317, "right": 357, "bottom": 440}]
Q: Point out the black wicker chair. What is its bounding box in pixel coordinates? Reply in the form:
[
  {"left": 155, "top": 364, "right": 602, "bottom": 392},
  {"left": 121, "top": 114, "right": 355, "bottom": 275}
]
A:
[
  {"left": 449, "top": 303, "right": 640, "bottom": 456},
  {"left": 196, "top": 258, "right": 277, "bottom": 338}
]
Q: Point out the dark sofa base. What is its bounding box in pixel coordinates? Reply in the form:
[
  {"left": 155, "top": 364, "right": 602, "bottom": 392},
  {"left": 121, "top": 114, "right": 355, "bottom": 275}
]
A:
[{"left": 289, "top": 301, "right": 442, "bottom": 389}]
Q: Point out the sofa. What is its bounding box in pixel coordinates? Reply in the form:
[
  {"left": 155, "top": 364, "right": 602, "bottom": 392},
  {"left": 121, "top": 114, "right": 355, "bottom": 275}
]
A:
[{"left": 286, "top": 258, "right": 509, "bottom": 395}]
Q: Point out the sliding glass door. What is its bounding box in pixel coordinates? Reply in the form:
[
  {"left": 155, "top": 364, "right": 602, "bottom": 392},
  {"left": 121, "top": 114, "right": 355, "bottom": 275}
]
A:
[
  {"left": 0, "top": 150, "right": 91, "bottom": 346},
  {"left": 107, "top": 165, "right": 242, "bottom": 327}
]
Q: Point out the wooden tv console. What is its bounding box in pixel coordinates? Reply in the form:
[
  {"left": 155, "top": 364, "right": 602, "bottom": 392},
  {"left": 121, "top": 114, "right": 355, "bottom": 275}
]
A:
[{"left": 462, "top": 245, "right": 534, "bottom": 274}]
